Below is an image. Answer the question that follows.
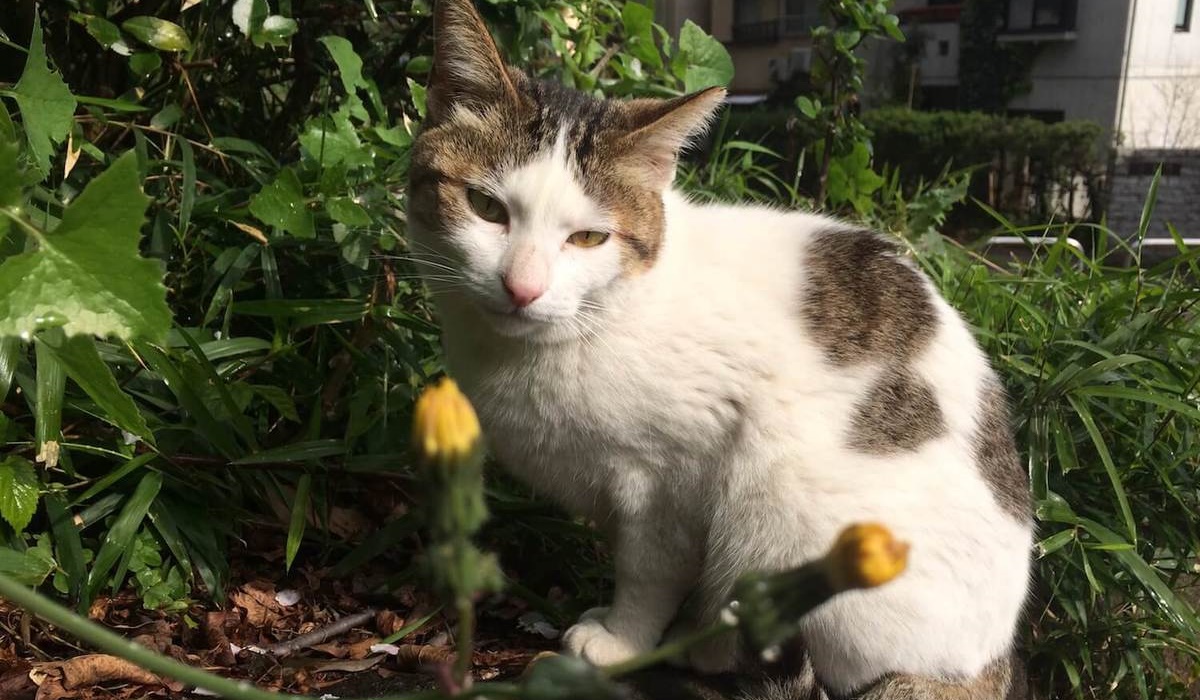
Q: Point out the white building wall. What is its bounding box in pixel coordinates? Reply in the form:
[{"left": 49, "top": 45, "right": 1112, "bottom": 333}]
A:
[
  {"left": 1117, "top": 0, "right": 1200, "bottom": 149},
  {"left": 1007, "top": 0, "right": 1130, "bottom": 141}
]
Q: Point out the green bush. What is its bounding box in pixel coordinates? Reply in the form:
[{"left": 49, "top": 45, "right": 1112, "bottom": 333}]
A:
[{"left": 865, "top": 107, "right": 1106, "bottom": 227}]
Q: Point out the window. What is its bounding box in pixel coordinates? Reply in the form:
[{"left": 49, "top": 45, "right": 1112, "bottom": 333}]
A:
[{"left": 1178, "top": 0, "right": 1193, "bottom": 31}]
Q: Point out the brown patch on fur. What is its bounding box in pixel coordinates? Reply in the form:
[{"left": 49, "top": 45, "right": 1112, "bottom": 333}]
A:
[
  {"left": 972, "top": 381, "right": 1032, "bottom": 522},
  {"left": 848, "top": 371, "right": 946, "bottom": 454},
  {"left": 840, "top": 656, "right": 1020, "bottom": 700},
  {"left": 800, "top": 229, "right": 937, "bottom": 366}
]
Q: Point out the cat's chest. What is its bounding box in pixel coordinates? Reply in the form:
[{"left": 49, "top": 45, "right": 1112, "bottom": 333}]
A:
[{"left": 450, "top": 330, "right": 754, "bottom": 481}]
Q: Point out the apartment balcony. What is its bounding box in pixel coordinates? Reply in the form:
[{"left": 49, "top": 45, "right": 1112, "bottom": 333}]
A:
[
  {"left": 731, "top": 13, "right": 819, "bottom": 43},
  {"left": 998, "top": 0, "right": 1077, "bottom": 42}
]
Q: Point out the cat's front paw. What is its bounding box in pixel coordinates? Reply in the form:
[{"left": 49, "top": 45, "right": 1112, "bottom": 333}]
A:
[{"left": 562, "top": 608, "right": 646, "bottom": 667}]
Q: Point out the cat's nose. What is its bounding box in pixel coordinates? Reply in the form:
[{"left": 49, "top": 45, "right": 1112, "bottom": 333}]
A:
[{"left": 503, "top": 277, "right": 545, "bottom": 308}]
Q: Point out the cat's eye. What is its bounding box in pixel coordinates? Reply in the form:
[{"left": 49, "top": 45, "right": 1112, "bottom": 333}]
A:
[
  {"left": 466, "top": 187, "right": 508, "bottom": 224},
  {"left": 567, "top": 230, "right": 610, "bottom": 248}
]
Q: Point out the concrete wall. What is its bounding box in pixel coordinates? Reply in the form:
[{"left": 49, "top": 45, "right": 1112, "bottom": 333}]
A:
[
  {"left": 1117, "top": 0, "right": 1200, "bottom": 149},
  {"left": 655, "top": 0, "right": 711, "bottom": 36},
  {"left": 708, "top": 0, "right": 817, "bottom": 93},
  {"left": 1007, "top": 0, "right": 1130, "bottom": 141},
  {"left": 1108, "top": 149, "right": 1200, "bottom": 242}
]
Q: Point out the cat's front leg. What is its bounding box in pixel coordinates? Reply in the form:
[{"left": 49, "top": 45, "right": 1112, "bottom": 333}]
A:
[{"left": 563, "top": 510, "right": 699, "bottom": 667}]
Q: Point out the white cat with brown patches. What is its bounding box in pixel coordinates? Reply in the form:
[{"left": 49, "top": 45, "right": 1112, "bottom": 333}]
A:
[{"left": 406, "top": 1, "right": 1034, "bottom": 698}]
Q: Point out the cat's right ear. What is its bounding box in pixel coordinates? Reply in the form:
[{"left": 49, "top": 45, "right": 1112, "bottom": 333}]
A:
[{"left": 427, "top": 0, "right": 519, "bottom": 122}]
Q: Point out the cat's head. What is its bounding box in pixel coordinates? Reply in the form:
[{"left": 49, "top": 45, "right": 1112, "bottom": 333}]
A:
[{"left": 407, "top": 0, "right": 724, "bottom": 340}]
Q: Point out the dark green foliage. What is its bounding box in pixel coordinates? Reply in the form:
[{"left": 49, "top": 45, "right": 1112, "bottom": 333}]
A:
[
  {"left": 958, "top": 0, "right": 1040, "bottom": 111},
  {"left": 865, "top": 108, "right": 1104, "bottom": 226}
]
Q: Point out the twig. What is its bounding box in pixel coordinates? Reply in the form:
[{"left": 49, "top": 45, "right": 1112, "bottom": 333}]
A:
[
  {"left": 262, "top": 609, "right": 377, "bottom": 657},
  {"left": 587, "top": 45, "right": 621, "bottom": 80},
  {"left": 0, "top": 570, "right": 467, "bottom": 700}
]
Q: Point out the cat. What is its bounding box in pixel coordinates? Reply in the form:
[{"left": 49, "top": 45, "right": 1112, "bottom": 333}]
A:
[{"left": 405, "top": 1, "right": 1034, "bottom": 698}]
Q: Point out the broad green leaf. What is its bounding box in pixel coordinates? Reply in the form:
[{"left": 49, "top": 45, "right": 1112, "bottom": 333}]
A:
[
  {"left": 249, "top": 168, "right": 314, "bottom": 238},
  {"left": 298, "top": 106, "right": 372, "bottom": 168},
  {"left": 8, "top": 17, "right": 77, "bottom": 175},
  {"left": 77, "top": 15, "right": 122, "bottom": 50},
  {"left": 0, "top": 151, "right": 170, "bottom": 341},
  {"left": 254, "top": 16, "right": 299, "bottom": 49},
  {"left": 35, "top": 333, "right": 153, "bottom": 444},
  {"left": 0, "top": 546, "right": 55, "bottom": 586},
  {"left": 0, "top": 456, "right": 39, "bottom": 532},
  {"left": 320, "top": 36, "right": 367, "bottom": 93},
  {"left": 677, "top": 21, "right": 734, "bottom": 93},
  {"left": 232, "top": 0, "right": 269, "bottom": 36},
  {"left": 128, "top": 52, "right": 162, "bottom": 78},
  {"left": 122, "top": 17, "right": 192, "bottom": 52},
  {"left": 621, "top": 3, "right": 662, "bottom": 71},
  {"left": 286, "top": 474, "right": 311, "bottom": 571},
  {"left": 0, "top": 128, "right": 23, "bottom": 218},
  {"left": 327, "top": 196, "right": 371, "bottom": 226}
]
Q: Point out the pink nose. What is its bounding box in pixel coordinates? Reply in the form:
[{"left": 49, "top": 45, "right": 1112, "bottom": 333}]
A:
[{"left": 503, "top": 277, "right": 545, "bottom": 308}]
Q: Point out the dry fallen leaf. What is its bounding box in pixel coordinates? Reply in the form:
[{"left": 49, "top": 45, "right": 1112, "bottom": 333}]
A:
[{"left": 231, "top": 581, "right": 284, "bottom": 627}]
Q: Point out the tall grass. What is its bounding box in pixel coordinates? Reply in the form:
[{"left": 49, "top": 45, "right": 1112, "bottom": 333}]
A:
[{"left": 907, "top": 198, "right": 1200, "bottom": 698}]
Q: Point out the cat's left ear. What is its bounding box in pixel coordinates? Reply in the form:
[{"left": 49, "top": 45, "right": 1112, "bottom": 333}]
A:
[
  {"left": 620, "top": 87, "right": 726, "bottom": 186},
  {"left": 427, "top": 0, "right": 520, "bottom": 123}
]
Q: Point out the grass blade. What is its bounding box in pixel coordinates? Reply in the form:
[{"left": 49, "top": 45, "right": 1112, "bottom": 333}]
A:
[
  {"left": 285, "top": 474, "right": 311, "bottom": 572},
  {"left": 44, "top": 493, "right": 85, "bottom": 606},
  {"left": 36, "top": 333, "right": 154, "bottom": 445},
  {"left": 0, "top": 336, "right": 19, "bottom": 401},
  {"left": 1065, "top": 394, "right": 1137, "bottom": 544},
  {"left": 86, "top": 471, "right": 162, "bottom": 599},
  {"left": 33, "top": 332, "right": 65, "bottom": 468}
]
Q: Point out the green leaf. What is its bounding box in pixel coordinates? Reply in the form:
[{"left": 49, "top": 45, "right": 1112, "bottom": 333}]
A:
[
  {"left": 253, "top": 16, "right": 299, "bottom": 48},
  {"left": 128, "top": 52, "right": 163, "bottom": 79},
  {"left": 677, "top": 21, "right": 734, "bottom": 93},
  {"left": 34, "top": 338, "right": 65, "bottom": 468},
  {"left": 0, "top": 456, "right": 39, "bottom": 532},
  {"left": 320, "top": 36, "right": 367, "bottom": 94},
  {"left": 77, "top": 15, "right": 123, "bottom": 50},
  {"left": 8, "top": 17, "right": 77, "bottom": 176},
  {"left": 0, "top": 337, "right": 18, "bottom": 403},
  {"left": 0, "top": 546, "right": 55, "bottom": 586},
  {"left": 45, "top": 494, "right": 86, "bottom": 604},
  {"left": 1076, "top": 517, "right": 1200, "bottom": 643},
  {"left": 621, "top": 3, "right": 662, "bottom": 71},
  {"left": 0, "top": 151, "right": 170, "bottom": 341},
  {"left": 232, "top": 0, "right": 269, "bottom": 36},
  {"left": 249, "top": 168, "right": 314, "bottom": 238},
  {"left": 326, "top": 196, "right": 371, "bottom": 226},
  {"left": 286, "top": 474, "right": 311, "bottom": 571},
  {"left": 87, "top": 471, "right": 162, "bottom": 598},
  {"left": 121, "top": 17, "right": 193, "bottom": 52},
  {"left": 35, "top": 333, "right": 153, "bottom": 444},
  {"left": 298, "top": 107, "right": 372, "bottom": 168}
]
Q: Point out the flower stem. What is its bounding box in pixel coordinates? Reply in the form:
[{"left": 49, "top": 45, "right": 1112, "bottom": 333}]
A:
[{"left": 601, "top": 619, "right": 734, "bottom": 679}]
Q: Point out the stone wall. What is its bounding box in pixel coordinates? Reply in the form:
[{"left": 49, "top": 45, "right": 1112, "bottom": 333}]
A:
[{"left": 1107, "top": 149, "right": 1200, "bottom": 244}]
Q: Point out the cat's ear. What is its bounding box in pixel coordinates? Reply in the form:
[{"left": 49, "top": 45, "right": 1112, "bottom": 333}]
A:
[
  {"left": 620, "top": 87, "right": 726, "bottom": 186},
  {"left": 427, "top": 0, "right": 520, "bottom": 122}
]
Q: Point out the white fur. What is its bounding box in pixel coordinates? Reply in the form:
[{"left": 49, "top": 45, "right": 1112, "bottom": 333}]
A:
[{"left": 411, "top": 149, "right": 1033, "bottom": 695}]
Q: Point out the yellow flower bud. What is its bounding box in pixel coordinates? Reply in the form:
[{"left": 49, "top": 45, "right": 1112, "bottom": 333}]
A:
[
  {"left": 825, "top": 523, "right": 909, "bottom": 591},
  {"left": 412, "top": 378, "right": 482, "bottom": 465}
]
